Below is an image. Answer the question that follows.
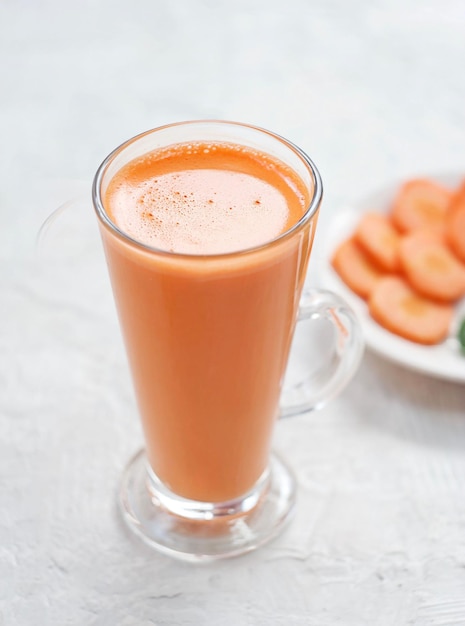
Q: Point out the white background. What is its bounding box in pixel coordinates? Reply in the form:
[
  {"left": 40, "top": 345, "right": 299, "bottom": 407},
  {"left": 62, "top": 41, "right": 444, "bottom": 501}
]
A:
[{"left": 2, "top": 1, "right": 465, "bottom": 624}]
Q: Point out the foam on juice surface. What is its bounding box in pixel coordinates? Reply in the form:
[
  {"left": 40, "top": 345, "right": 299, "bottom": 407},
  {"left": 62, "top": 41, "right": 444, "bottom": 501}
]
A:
[{"left": 105, "top": 142, "right": 308, "bottom": 255}]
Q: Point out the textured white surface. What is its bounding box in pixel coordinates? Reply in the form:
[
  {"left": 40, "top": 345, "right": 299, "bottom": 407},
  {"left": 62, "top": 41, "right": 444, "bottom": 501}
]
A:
[{"left": 2, "top": 1, "right": 465, "bottom": 624}]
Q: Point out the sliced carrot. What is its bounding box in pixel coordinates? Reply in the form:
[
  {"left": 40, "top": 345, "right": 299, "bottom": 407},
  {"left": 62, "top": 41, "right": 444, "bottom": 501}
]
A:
[
  {"left": 399, "top": 230, "right": 465, "bottom": 302},
  {"left": 446, "top": 180, "right": 465, "bottom": 263},
  {"left": 399, "top": 226, "right": 446, "bottom": 245},
  {"left": 354, "top": 212, "right": 401, "bottom": 272},
  {"left": 331, "top": 237, "right": 384, "bottom": 299},
  {"left": 369, "top": 276, "right": 453, "bottom": 345},
  {"left": 391, "top": 178, "right": 452, "bottom": 233}
]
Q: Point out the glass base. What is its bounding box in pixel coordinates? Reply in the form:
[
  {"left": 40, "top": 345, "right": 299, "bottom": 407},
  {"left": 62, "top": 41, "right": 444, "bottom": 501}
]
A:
[{"left": 119, "top": 449, "right": 297, "bottom": 562}]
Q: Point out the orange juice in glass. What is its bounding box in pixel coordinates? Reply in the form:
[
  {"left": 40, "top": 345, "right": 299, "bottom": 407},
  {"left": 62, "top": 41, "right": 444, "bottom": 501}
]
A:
[{"left": 93, "top": 121, "right": 363, "bottom": 561}]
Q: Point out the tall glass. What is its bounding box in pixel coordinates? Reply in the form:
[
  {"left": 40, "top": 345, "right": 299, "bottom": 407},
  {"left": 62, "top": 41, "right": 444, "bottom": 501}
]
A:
[{"left": 92, "top": 121, "right": 363, "bottom": 561}]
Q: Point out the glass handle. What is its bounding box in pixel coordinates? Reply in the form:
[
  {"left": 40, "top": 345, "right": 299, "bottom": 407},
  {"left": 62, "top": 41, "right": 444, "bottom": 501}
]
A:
[{"left": 280, "top": 288, "right": 364, "bottom": 418}]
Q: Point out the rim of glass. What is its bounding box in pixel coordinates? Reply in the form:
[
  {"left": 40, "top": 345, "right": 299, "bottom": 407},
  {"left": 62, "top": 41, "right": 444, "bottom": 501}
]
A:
[{"left": 92, "top": 120, "right": 323, "bottom": 259}]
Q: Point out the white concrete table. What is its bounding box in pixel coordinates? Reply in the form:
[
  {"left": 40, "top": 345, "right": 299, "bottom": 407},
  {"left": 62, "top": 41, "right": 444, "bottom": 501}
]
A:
[{"left": 2, "top": 1, "right": 465, "bottom": 624}]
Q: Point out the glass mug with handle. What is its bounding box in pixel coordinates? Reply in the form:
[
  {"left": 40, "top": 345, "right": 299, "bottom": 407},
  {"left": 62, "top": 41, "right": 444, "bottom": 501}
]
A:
[{"left": 92, "top": 121, "right": 363, "bottom": 561}]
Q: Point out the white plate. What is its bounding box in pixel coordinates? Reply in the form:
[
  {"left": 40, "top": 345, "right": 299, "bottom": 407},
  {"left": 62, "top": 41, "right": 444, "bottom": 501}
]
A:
[{"left": 318, "top": 173, "right": 465, "bottom": 383}]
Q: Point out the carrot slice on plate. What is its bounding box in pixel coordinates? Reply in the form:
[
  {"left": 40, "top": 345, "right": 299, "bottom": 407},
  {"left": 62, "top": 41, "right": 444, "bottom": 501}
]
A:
[
  {"left": 446, "top": 180, "right": 465, "bottom": 263},
  {"left": 399, "top": 230, "right": 465, "bottom": 302},
  {"left": 391, "top": 178, "right": 452, "bottom": 233},
  {"left": 369, "top": 276, "right": 453, "bottom": 345},
  {"left": 354, "top": 212, "right": 401, "bottom": 272},
  {"left": 331, "top": 237, "right": 384, "bottom": 299}
]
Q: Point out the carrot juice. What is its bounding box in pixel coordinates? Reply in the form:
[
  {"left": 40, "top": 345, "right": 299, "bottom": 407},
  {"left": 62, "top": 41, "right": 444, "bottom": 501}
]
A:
[{"left": 98, "top": 139, "right": 318, "bottom": 503}]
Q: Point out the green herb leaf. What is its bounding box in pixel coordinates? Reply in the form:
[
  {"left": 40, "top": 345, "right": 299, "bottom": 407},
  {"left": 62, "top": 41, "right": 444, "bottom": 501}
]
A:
[{"left": 459, "top": 318, "right": 465, "bottom": 354}]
